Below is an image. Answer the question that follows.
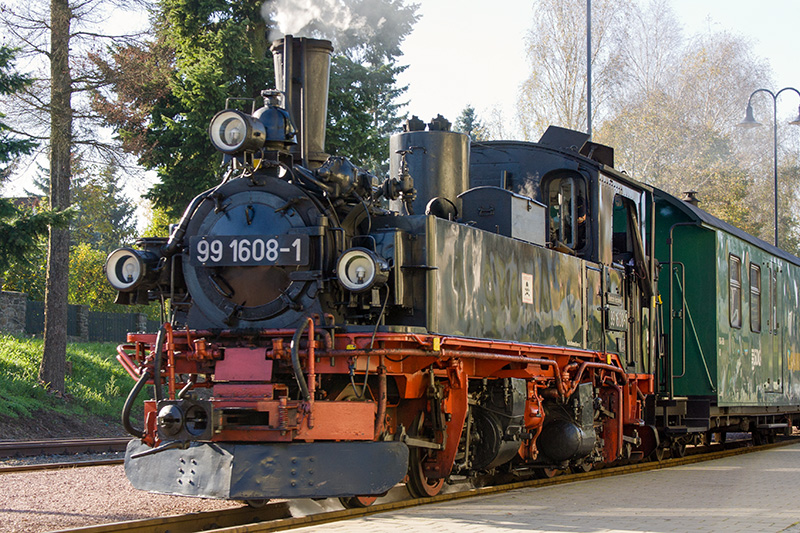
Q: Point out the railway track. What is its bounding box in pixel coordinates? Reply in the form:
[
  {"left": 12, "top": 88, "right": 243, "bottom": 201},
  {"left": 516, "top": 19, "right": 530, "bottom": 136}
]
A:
[
  {"left": 54, "top": 437, "right": 800, "bottom": 533},
  {"left": 0, "top": 437, "right": 128, "bottom": 474},
  {"left": 0, "top": 458, "right": 124, "bottom": 474},
  {"left": 0, "top": 437, "right": 129, "bottom": 458}
]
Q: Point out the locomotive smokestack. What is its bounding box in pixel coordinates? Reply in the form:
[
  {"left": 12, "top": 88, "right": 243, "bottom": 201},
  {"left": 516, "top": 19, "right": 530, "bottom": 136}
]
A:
[{"left": 271, "top": 36, "right": 333, "bottom": 169}]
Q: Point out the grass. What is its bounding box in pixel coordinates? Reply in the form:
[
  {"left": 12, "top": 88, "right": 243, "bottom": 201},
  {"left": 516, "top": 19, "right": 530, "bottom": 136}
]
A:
[{"left": 0, "top": 334, "right": 140, "bottom": 422}]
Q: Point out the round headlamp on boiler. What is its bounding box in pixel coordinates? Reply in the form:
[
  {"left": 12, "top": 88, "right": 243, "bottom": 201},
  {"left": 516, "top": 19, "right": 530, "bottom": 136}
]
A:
[
  {"left": 104, "top": 246, "right": 163, "bottom": 301},
  {"left": 336, "top": 248, "right": 390, "bottom": 293},
  {"left": 208, "top": 109, "right": 266, "bottom": 154}
]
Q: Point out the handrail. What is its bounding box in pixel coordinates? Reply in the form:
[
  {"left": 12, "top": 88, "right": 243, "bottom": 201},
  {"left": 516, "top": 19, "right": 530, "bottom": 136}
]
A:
[
  {"left": 116, "top": 345, "right": 140, "bottom": 381},
  {"left": 291, "top": 317, "right": 316, "bottom": 429},
  {"left": 671, "top": 262, "right": 687, "bottom": 378}
]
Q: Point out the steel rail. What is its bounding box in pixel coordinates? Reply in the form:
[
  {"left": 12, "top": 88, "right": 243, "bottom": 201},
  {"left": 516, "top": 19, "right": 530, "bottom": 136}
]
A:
[
  {"left": 0, "top": 437, "right": 130, "bottom": 458},
  {"left": 52, "top": 502, "right": 292, "bottom": 533},
  {"left": 0, "top": 458, "right": 124, "bottom": 474}
]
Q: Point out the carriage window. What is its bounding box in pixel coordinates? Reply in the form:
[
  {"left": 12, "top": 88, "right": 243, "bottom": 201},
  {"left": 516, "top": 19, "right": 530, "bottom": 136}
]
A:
[
  {"left": 546, "top": 177, "right": 586, "bottom": 250},
  {"left": 769, "top": 267, "right": 778, "bottom": 332},
  {"left": 749, "top": 263, "right": 761, "bottom": 333},
  {"left": 729, "top": 255, "right": 742, "bottom": 328}
]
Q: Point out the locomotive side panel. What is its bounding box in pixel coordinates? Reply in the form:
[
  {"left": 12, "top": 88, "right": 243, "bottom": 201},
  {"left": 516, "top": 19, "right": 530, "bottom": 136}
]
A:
[{"left": 426, "top": 216, "right": 585, "bottom": 347}]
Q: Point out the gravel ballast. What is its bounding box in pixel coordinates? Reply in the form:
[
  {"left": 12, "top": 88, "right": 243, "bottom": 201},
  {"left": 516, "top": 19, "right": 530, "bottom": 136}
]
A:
[{"left": 0, "top": 464, "right": 241, "bottom": 532}]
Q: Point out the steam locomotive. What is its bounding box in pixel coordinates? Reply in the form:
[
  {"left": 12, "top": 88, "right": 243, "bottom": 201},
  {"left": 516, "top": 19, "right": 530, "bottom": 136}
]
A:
[{"left": 107, "top": 36, "right": 800, "bottom": 505}]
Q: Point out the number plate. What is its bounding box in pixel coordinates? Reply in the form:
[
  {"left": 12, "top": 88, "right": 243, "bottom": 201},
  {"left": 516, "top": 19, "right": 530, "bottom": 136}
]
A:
[
  {"left": 605, "top": 307, "right": 629, "bottom": 332},
  {"left": 189, "top": 235, "right": 309, "bottom": 266}
]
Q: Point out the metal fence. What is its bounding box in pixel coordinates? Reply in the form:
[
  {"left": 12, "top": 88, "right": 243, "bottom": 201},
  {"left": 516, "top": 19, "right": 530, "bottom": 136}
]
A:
[
  {"left": 25, "top": 300, "right": 44, "bottom": 335},
  {"left": 24, "top": 300, "right": 159, "bottom": 342},
  {"left": 87, "top": 311, "right": 160, "bottom": 342}
]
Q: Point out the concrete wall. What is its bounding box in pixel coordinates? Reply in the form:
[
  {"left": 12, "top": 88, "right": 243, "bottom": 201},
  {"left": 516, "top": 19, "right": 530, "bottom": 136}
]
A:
[{"left": 0, "top": 291, "right": 27, "bottom": 336}]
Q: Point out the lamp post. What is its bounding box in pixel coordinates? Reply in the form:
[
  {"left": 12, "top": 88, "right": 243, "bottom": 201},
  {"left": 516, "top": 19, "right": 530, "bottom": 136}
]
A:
[
  {"left": 586, "top": 0, "right": 592, "bottom": 138},
  {"left": 738, "top": 87, "right": 800, "bottom": 247}
]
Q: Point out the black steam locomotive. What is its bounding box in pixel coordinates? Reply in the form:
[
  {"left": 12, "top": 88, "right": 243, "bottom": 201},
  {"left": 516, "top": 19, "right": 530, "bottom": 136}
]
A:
[{"left": 106, "top": 36, "right": 800, "bottom": 505}]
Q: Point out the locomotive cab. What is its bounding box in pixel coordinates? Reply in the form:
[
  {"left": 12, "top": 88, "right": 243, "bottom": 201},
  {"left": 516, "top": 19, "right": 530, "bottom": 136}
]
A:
[{"left": 468, "top": 127, "right": 655, "bottom": 374}]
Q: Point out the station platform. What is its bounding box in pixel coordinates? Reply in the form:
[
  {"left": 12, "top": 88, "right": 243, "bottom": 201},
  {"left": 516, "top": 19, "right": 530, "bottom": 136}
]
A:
[{"left": 294, "top": 442, "right": 800, "bottom": 533}]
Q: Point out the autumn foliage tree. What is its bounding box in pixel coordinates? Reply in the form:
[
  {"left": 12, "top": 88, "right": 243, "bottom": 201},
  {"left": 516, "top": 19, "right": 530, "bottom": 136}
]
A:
[
  {"left": 517, "top": 0, "right": 798, "bottom": 252},
  {"left": 594, "top": 5, "right": 782, "bottom": 246},
  {"left": 516, "top": 0, "right": 630, "bottom": 139}
]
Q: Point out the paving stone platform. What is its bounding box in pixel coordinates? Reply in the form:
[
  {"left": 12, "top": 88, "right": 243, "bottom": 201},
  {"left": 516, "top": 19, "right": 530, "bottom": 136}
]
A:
[{"left": 294, "top": 442, "right": 800, "bottom": 533}]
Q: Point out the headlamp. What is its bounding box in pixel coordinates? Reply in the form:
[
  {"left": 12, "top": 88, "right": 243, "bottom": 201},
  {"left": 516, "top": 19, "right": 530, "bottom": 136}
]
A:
[
  {"left": 104, "top": 247, "right": 160, "bottom": 292},
  {"left": 157, "top": 404, "right": 184, "bottom": 436},
  {"left": 336, "top": 248, "right": 390, "bottom": 293},
  {"left": 105, "top": 248, "right": 145, "bottom": 291},
  {"left": 208, "top": 109, "right": 266, "bottom": 154}
]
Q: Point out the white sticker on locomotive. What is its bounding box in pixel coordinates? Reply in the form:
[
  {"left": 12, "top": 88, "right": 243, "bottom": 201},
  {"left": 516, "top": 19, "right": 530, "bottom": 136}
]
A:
[
  {"left": 189, "top": 235, "right": 309, "bottom": 266},
  {"left": 521, "top": 273, "right": 533, "bottom": 304}
]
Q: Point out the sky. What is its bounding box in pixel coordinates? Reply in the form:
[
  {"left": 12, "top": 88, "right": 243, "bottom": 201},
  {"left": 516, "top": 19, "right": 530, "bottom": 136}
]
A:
[
  {"left": 397, "top": 0, "right": 800, "bottom": 131},
  {"left": 2, "top": 0, "right": 799, "bottom": 207}
]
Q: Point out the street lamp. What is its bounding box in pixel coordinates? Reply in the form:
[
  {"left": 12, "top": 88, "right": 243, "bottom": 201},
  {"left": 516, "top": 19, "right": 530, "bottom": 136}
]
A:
[{"left": 738, "top": 87, "right": 800, "bottom": 247}]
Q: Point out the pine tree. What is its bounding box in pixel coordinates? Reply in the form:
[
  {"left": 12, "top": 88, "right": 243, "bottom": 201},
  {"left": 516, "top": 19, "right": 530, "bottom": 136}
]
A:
[
  {"left": 326, "top": 56, "right": 409, "bottom": 172},
  {"left": 92, "top": 0, "right": 275, "bottom": 217},
  {"left": 454, "top": 105, "right": 488, "bottom": 141},
  {"left": 70, "top": 163, "right": 137, "bottom": 252},
  {"left": 92, "top": 0, "right": 419, "bottom": 215},
  {"left": 0, "top": 46, "right": 69, "bottom": 276}
]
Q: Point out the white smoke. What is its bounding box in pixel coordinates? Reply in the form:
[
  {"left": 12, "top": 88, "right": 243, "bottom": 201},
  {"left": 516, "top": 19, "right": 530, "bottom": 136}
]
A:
[
  {"left": 262, "top": 0, "right": 406, "bottom": 60},
  {"left": 263, "top": 0, "right": 367, "bottom": 43}
]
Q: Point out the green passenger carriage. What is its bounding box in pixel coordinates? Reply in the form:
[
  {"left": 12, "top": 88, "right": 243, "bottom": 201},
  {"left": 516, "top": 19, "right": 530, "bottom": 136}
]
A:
[{"left": 653, "top": 190, "right": 800, "bottom": 444}]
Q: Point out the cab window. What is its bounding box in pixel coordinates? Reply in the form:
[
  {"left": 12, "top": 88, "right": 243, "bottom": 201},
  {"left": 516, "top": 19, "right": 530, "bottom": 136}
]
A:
[
  {"left": 545, "top": 176, "right": 587, "bottom": 251},
  {"left": 611, "top": 194, "right": 644, "bottom": 266}
]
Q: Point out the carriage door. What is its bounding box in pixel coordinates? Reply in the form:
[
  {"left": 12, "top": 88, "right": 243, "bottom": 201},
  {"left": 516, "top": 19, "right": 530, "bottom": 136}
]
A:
[{"left": 767, "top": 263, "right": 783, "bottom": 393}]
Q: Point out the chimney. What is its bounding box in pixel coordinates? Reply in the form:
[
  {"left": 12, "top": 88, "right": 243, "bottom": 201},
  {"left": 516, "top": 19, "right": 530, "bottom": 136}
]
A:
[
  {"left": 682, "top": 191, "right": 700, "bottom": 207},
  {"left": 271, "top": 36, "right": 334, "bottom": 169}
]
